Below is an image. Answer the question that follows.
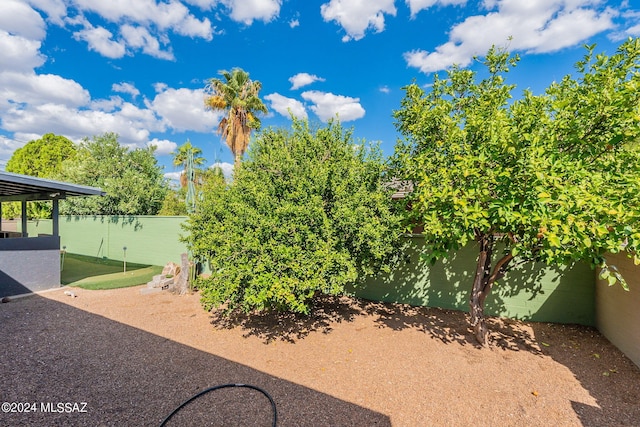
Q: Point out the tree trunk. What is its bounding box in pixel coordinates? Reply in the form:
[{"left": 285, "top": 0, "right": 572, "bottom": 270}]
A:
[
  {"left": 470, "top": 234, "right": 493, "bottom": 345},
  {"left": 234, "top": 152, "right": 242, "bottom": 171},
  {"left": 469, "top": 233, "right": 514, "bottom": 346}
]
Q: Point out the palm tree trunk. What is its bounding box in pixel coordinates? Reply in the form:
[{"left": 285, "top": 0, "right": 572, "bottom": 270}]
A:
[{"left": 234, "top": 151, "right": 242, "bottom": 171}]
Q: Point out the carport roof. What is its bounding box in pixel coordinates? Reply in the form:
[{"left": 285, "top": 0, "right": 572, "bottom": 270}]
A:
[{"left": 0, "top": 171, "right": 105, "bottom": 202}]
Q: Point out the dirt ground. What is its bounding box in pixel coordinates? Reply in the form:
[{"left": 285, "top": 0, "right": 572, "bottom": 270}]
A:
[{"left": 1, "top": 285, "right": 640, "bottom": 426}]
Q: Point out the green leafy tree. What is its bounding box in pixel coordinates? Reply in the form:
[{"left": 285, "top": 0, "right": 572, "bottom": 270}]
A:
[
  {"left": 184, "top": 119, "right": 401, "bottom": 314},
  {"left": 159, "top": 188, "right": 188, "bottom": 216},
  {"left": 6, "top": 133, "right": 76, "bottom": 177},
  {"left": 204, "top": 68, "right": 268, "bottom": 169},
  {"left": 56, "top": 133, "right": 168, "bottom": 215},
  {"left": 4, "top": 133, "right": 76, "bottom": 219},
  {"left": 391, "top": 38, "right": 640, "bottom": 344}
]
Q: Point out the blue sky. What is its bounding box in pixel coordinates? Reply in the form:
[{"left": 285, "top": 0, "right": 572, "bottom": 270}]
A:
[{"left": 0, "top": 0, "right": 639, "bottom": 182}]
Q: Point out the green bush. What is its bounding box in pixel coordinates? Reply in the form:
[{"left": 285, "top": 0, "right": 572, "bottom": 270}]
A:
[{"left": 184, "top": 119, "right": 401, "bottom": 314}]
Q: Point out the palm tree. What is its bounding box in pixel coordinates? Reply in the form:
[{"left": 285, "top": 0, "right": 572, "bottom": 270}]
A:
[
  {"left": 172, "top": 140, "right": 205, "bottom": 188},
  {"left": 204, "top": 68, "right": 267, "bottom": 169}
]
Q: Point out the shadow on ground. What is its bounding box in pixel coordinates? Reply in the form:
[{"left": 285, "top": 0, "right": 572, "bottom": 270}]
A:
[
  {"left": 209, "top": 295, "right": 364, "bottom": 344},
  {"left": 210, "top": 294, "right": 640, "bottom": 426},
  {"left": 530, "top": 322, "right": 640, "bottom": 426},
  {"left": 0, "top": 295, "right": 390, "bottom": 427},
  {"left": 211, "top": 294, "right": 542, "bottom": 353}
]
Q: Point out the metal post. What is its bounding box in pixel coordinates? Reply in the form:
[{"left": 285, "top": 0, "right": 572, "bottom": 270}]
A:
[
  {"left": 123, "top": 246, "right": 127, "bottom": 273},
  {"left": 52, "top": 198, "right": 59, "bottom": 237},
  {"left": 21, "top": 201, "right": 27, "bottom": 237}
]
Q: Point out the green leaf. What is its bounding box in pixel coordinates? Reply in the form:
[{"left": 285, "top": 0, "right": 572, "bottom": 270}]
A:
[
  {"left": 548, "top": 233, "right": 561, "bottom": 248},
  {"left": 538, "top": 191, "right": 551, "bottom": 200}
]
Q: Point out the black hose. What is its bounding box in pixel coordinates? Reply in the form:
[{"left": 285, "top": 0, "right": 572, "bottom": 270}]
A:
[{"left": 159, "top": 383, "right": 277, "bottom": 427}]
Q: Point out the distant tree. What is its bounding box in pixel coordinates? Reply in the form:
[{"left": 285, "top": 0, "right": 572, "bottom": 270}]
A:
[
  {"left": 204, "top": 68, "right": 268, "bottom": 170},
  {"left": 391, "top": 39, "right": 640, "bottom": 344},
  {"left": 159, "top": 169, "right": 225, "bottom": 216},
  {"left": 171, "top": 140, "right": 205, "bottom": 188},
  {"left": 159, "top": 188, "right": 188, "bottom": 216},
  {"left": 4, "top": 133, "right": 76, "bottom": 219},
  {"left": 56, "top": 133, "right": 168, "bottom": 215},
  {"left": 184, "top": 118, "right": 401, "bottom": 314},
  {"left": 6, "top": 133, "right": 76, "bottom": 177}
]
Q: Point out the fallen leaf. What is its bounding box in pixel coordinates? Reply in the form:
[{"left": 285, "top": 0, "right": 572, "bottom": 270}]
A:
[
  {"left": 531, "top": 391, "right": 539, "bottom": 397},
  {"left": 541, "top": 342, "right": 550, "bottom": 347},
  {"left": 593, "top": 353, "right": 600, "bottom": 359}
]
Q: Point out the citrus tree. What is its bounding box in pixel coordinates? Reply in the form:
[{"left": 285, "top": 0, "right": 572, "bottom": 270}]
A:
[
  {"left": 391, "top": 38, "right": 640, "bottom": 344},
  {"left": 184, "top": 119, "right": 401, "bottom": 314}
]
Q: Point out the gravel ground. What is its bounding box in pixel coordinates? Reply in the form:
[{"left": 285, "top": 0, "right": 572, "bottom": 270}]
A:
[{"left": 1, "top": 285, "right": 639, "bottom": 426}]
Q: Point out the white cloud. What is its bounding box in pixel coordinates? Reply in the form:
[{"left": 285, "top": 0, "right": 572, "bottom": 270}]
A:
[
  {"left": 0, "top": 71, "right": 166, "bottom": 149},
  {"left": 289, "top": 72, "right": 325, "bottom": 90},
  {"left": 379, "top": 85, "right": 390, "bottom": 93},
  {"left": 72, "top": 0, "right": 213, "bottom": 38},
  {"left": 164, "top": 171, "right": 182, "bottom": 182},
  {"left": 147, "top": 87, "right": 220, "bottom": 132},
  {"left": 90, "top": 96, "right": 123, "bottom": 112},
  {"left": 0, "top": 135, "right": 24, "bottom": 166},
  {"left": 0, "top": 0, "right": 47, "bottom": 40},
  {"left": 320, "top": 0, "right": 396, "bottom": 41},
  {"left": 0, "top": 31, "right": 46, "bottom": 73},
  {"left": 0, "top": 72, "right": 90, "bottom": 109},
  {"left": 112, "top": 82, "right": 141, "bottom": 99},
  {"left": 1, "top": 103, "right": 153, "bottom": 146},
  {"left": 73, "top": 23, "right": 126, "bottom": 59},
  {"left": 405, "top": 0, "right": 616, "bottom": 73},
  {"left": 61, "top": 0, "right": 213, "bottom": 60},
  {"left": 289, "top": 19, "right": 300, "bottom": 28},
  {"left": 183, "top": 0, "right": 218, "bottom": 10},
  {"left": 405, "top": 0, "right": 467, "bottom": 18},
  {"left": 26, "top": 0, "right": 67, "bottom": 25},
  {"left": 265, "top": 93, "right": 307, "bottom": 119},
  {"left": 120, "top": 24, "right": 174, "bottom": 60},
  {"left": 626, "top": 23, "right": 640, "bottom": 36},
  {"left": 221, "top": 0, "right": 282, "bottom": 25},
  {"left": 148, "top": 138, "right": 177, "bottom": 155},
  {"left": 212, "top": 162, "right": 234, "bottom": 179},
  {"left": 301, "top": 90, "right": 365, "bottom": 122}
]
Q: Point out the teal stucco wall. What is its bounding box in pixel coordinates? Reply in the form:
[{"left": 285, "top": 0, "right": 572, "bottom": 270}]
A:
[
  {"left": 22, "top": 219, "right": 596, "bottom": 325},
  {"left": 22, "top": 216, "right": 188, "bottom": 267},
  {"left": 355, "top": 236, "right": 596, "bottom": 326}
]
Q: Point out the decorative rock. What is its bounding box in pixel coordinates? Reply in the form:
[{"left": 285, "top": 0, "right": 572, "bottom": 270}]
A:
[
  {"left": 161, "top": 262, "right": 180, "bottom": 278},
  {"left": 144, "top": 259, "right": 191, "bottom": 294},
  {"left": 173, "top": 253, "right": 190, "bottom": 296},
  {"left": 146, "top": 275, "right": 174, "bottom": 289}
]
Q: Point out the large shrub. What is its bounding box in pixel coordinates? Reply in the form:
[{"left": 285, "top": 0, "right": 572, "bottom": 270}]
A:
[{"left": 184, "top": 119, "right": 401, "bottom": 314}]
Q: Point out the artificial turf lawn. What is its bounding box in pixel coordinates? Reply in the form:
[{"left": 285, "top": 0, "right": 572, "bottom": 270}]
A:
[{"left": 61, "top": 253, "right": 162, "bottom": 290}]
